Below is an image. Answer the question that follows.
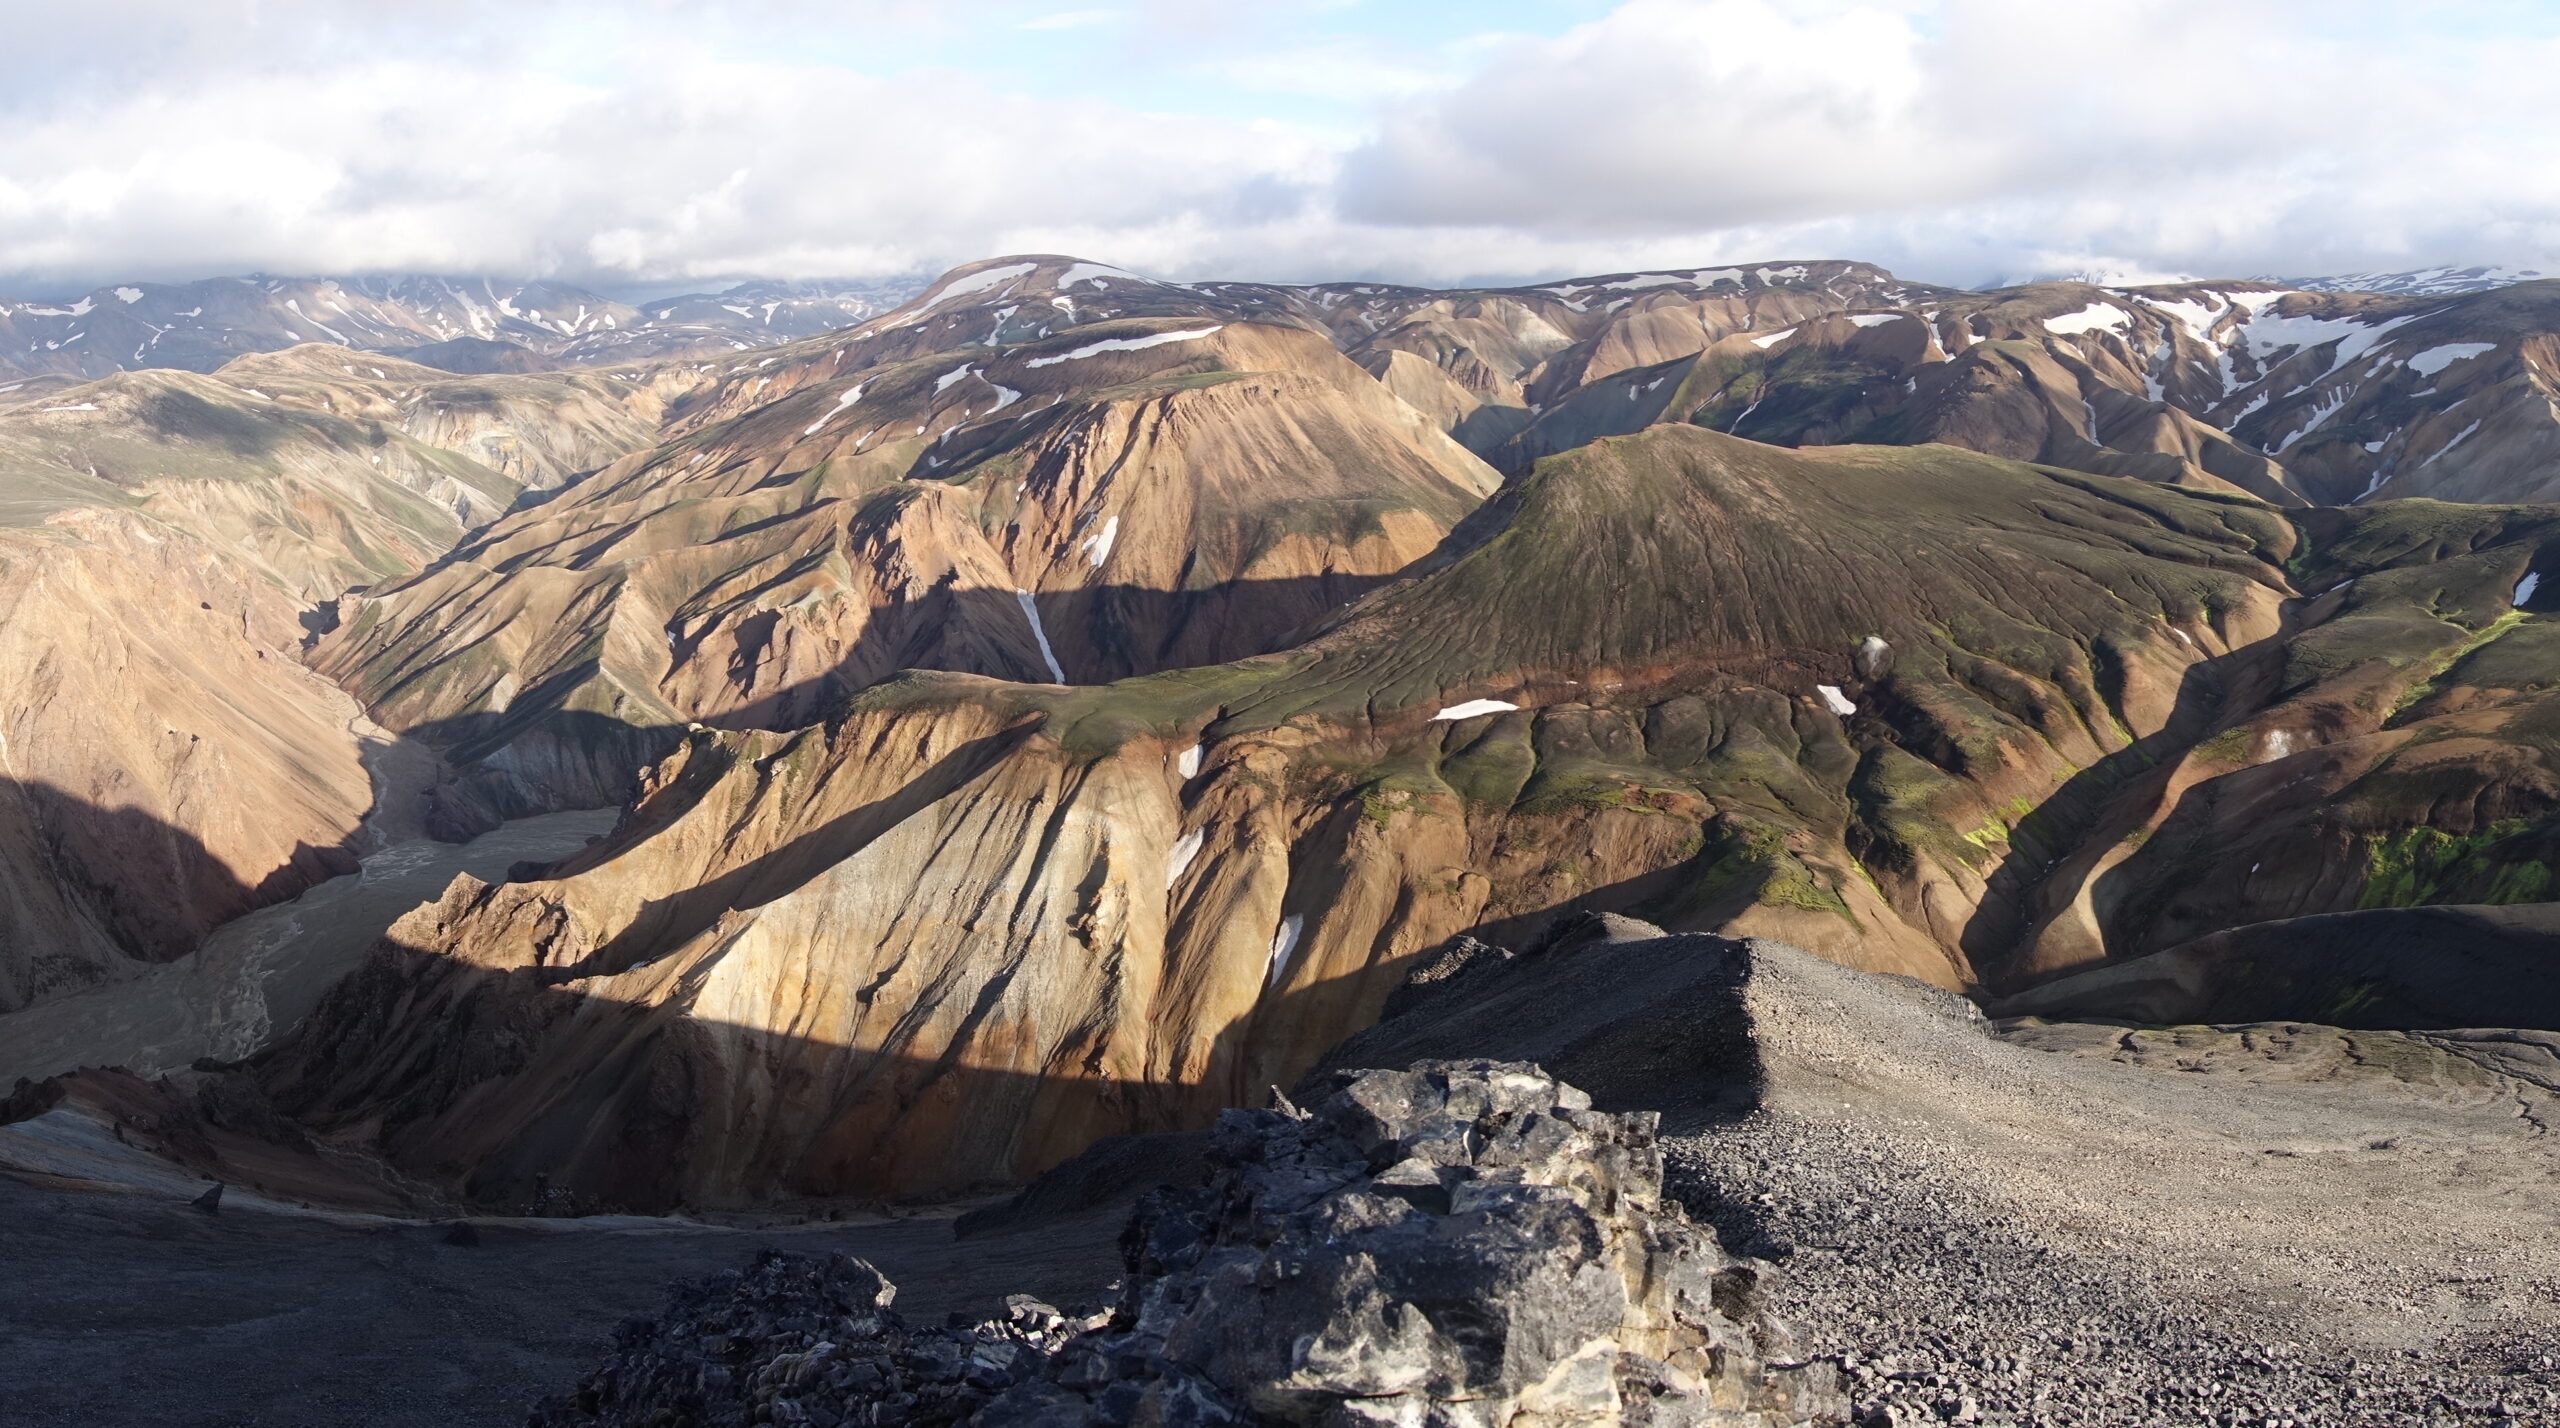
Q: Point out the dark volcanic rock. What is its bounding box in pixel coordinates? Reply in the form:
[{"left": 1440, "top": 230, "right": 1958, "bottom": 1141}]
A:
[{"left": 533, "top": 1061, "right": 1843, "bottom": 1427}]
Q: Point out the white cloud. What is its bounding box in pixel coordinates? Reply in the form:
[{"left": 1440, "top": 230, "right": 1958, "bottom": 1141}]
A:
[
  {"left": 1017, "top": 8, "right": 1126, "bottom": 30},
  {"left": 0, "top": 0, "right": 2553, "bottom": 293},
  {"left": 1336, "top": 0, "right": 2560, "bottom": 283}
]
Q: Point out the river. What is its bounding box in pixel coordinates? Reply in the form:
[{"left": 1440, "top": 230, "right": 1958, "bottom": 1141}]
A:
[{"left": 0, "top": 808, "right": 617, "bottom": 1087}]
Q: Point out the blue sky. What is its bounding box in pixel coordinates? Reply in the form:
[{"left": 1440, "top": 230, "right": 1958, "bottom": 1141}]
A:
[{"left": 1, "top": 0, "right": 2555, "bottom": 294}]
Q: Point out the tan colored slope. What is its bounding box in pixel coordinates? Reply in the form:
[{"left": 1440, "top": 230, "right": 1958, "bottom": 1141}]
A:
[
  {"left": 256, "top": 689, "right": 1494, "bottom": 1208},
  {"left": 0, "top": 512, "right": 380, "bottom": 1012},
  {"left": 0, "top": 367, "right": 589, "bottom": 1011},
  {"left": 209, "top": 344, "right": 663, "bottom": 505},
  {"left": 312, "top": 319, "right": 1499, "bottom": 824},
  {"left": 257, "top": 430, "right": 2323, "bottom": 1208}
]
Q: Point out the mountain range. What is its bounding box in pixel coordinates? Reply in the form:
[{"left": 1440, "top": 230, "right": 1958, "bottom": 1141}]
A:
[
  {"left": 0, "top": 273, "right": 922, "bottom": 382},
  {"left": 1, "top": 249, "right": 2555, "bottom": 1209}
]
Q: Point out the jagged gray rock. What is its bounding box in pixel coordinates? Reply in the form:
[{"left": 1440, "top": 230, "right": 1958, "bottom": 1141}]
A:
[{"left": 532, "top": 1061, "right": 1843, "bottom": 1427}]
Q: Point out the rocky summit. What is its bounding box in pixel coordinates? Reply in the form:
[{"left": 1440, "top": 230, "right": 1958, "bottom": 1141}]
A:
[{"left": 532, "top": 1061, "right": 1840, "bottom": 1428}]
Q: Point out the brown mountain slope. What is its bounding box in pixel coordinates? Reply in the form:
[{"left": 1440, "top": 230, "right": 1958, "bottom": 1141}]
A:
[
  {"left": 310, "top": 318, "right": 1499, "bottom": 831},
  {"left": 258, "top": 427, "right": 2357, "bottom": 1208},
  {"left": 0, "top": 364, "right": 656, "bottom": 1011}
]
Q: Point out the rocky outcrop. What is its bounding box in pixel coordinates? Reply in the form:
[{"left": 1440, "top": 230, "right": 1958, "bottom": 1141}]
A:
[{"left": 532, "top": 1062, "right": 1842, "bottom": 1427}]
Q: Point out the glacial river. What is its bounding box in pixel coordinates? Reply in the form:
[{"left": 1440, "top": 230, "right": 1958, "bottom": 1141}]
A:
[{"left": 0, "top": 808, "right": 617, "bottom": 1087}]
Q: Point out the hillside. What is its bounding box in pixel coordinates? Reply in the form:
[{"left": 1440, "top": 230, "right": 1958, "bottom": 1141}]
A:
[
  {"left": 0, "top": 358, "right": 659, "bottom": 1011},
  {"left": 252, "top": 422, "right": 2559, "bottom": 1209},
  {"left": 309, "top": 317, "right": 1499, "bottom": 829},
  {"left": 5, "top": 249, "right": 2555, "bottom": 1212}
]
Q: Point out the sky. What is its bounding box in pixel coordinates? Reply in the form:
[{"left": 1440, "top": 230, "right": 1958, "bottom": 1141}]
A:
[{"left": 3, "top": 0, "right": 2558, "bottom": 295}]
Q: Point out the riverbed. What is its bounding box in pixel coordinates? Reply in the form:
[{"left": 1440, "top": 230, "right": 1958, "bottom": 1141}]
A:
[{"left": 0, "top": 808, "right": 616, "bottom": 1087}]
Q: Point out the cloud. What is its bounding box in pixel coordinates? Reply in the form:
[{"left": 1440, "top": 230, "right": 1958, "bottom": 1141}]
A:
[
  {"left": 0, "top": 0, "right": 2552, "bottom": 293},
  {"left": 1016, "top": 8, "right": 1127, "bottom": 30},
  {"left": 1336, "top": 0, "right": 2560, "bottom": 282}
]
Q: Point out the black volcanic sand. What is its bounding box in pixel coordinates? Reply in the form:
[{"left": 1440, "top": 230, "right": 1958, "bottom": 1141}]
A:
[{"left": 0, "top": 1178, "right": 1124, "bottom": 1428}]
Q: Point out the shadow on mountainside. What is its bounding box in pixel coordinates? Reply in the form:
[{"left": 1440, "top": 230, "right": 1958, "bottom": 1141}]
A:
[
  {"left": 0, "top": 777, "right": 356, "bottom": 1012},
  {"left": 1949, "top": 614, "right": 2298, "bottom": 991},
  {"left": 376, "top": 573, "right": 1413, "bottom": 841},
  {"left": 239, "top": 919, "right": 1535, "bottom": 1215},
  {"left": 708, "top": 572, "right": 1405, "bottom": 732}
]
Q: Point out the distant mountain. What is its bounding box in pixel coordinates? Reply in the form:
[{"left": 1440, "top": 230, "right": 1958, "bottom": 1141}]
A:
[
  {"left": 2287, "top": 264, "right": 2551, "bottom": 296},
  {"left": 0, "top": 273, "right": 925, "bottom": 381}
]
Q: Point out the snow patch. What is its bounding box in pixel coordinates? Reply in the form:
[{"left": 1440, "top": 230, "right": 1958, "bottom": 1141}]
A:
[
  {"left": 1268, "top": 914, "right": 1304, "bottom": 988},
  {"left": 2236, "top": 309, "right": 2419, "bottom": 378},
  {"left": 1856, "top": 635, "right": 1889, "bottom": 678},
  {"left": 916, "top": 262, "right": 1038, "bottom": 313},
  {"left": 39, "top": 402, "right": 97, "bottom": 412},
  {"left": 1025, "top": 326, "right": 1224, "bottom": 367},
  {"left": 2145, "top": 296, "right": 2227, "bottom": 339},
  {"left": 113, "top": 287, "right": 143, "bottom": 304},
  {"left": 2406, "top": 342, "right": 2497, "bottom": 376},
  {"left": 2274, "top": 387, "right": 2350, "bottom": 453},
  {"left": 1054, "top": 262, "right": 1144, "bottom": 290},
  {"left": 1846, "top": 313, "right": 1906, "bottom": 328},
  {"left": 1080, "top": 514, "right": 1119, "bottom": 568},
  {"left": 1175, "top": 743, "right": 1202, "bottom": 779},
  {"left": 804, "top": 383, "right": 866, "bottom": 435},
  {"left": 2043, "top": 302, "right": 2132, "bottom": 336},
  {"left": 1749, "top": 329, "right": 1796, "bottom": 349},
  {"left": 2517, "top": 572, "right": 2543, "bottom": 608},
  {"left": 1432, "top": 699, "right": 1519, "bottom": 721},
  {"left": 1817, "top": 685, "right": 1858, "bottom": 716},
  {"left": 2422, "top": 419, "right": 2484, "bottom": 465},
  {"left": 1165, "top": 828, "right": 1205, "bottom": 890},
  {"left": 934, "top": 364, "right": 975, "bottom": 393},
  {"left": 1015, "top": 590, "right": 1067, "bottom": 683}
]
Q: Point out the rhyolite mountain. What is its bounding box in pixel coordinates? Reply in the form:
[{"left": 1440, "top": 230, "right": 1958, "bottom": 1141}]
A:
[
  {"left": 312, "top": 312, "right": 1500, "bottom": 831},
  {"left": 0, "top": 273, "right": 918, "bottom": 381},
  {"left": 5, "top": 251, "right": 2559, "bottom": 1215},
  {"left": 0, "top": 349, "right": 660, "bottom": 1011},
  {"left": 260, "top": 427, "right": 2557, "bottom": 1209},
  {"left": 306, "top": 255, "right": 2560, "bottom": 831}
]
